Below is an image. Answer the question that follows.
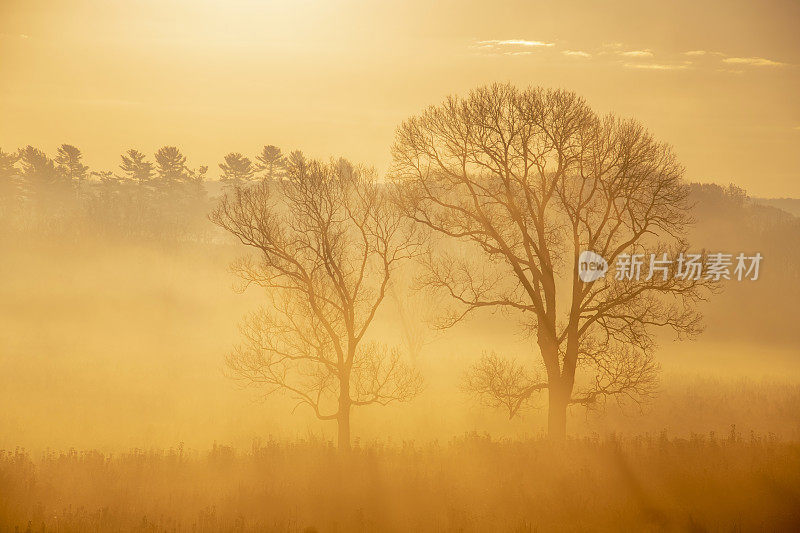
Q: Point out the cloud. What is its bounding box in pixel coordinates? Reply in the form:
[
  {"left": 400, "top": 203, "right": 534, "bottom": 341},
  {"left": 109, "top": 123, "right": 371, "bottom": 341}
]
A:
[
  {"left": 472, "top": 39, "right": 556, "bottom": 57},
  {"left": 620, "top": 49, "right": 654, "bottom": 58},
  {"left": 476, "top": 39, "right": 554, "bottom": 48},
  {"left": 471, "top": 39, "right": 789, "bottom": 74},
  {"left": 624, "top": 62, "right": 689, "bottom": 71},
  {"left": 562, "top": 50, "right": 591, "bottom": 58},
  {"left": 0, "top": 32, "right": 31, "bottom": 40},
  {"left": 723, "top": 56, "right": 785, "bottom": 67}
]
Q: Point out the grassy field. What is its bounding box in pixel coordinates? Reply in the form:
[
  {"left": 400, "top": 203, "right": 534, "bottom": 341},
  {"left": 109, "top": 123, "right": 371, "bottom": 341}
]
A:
[
  {"left": 2, "top": 433, "right": 800, "bottom": 532},
  {"left": 1, "top": 240, "right": 799, "bottom": 531}
]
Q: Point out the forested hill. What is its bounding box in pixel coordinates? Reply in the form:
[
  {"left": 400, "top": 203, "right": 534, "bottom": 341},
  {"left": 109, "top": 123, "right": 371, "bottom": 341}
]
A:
[
  {"left": 686, "top": 182, "right": 799, "bottom": 346},
  {"left": 754, "top": 197, "right": 800, "bottom": 217}
]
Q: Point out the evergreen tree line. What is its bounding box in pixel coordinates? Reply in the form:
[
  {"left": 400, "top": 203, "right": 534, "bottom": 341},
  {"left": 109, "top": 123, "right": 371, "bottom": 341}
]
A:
[{"left": 0, "top": 144, "right": 295, "bottom": 241}]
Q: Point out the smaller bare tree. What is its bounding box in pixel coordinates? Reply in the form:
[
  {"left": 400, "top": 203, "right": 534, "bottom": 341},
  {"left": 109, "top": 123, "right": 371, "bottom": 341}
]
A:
[
  {"left": 462, "top": 352, "right": 548, "bottom": 419},
  {"left": 211, "top": 157, "right": 423, "bottom": 449}
]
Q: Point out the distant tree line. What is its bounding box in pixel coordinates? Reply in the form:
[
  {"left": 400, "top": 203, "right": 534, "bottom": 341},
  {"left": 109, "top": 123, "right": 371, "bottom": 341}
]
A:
[{"left": 0, "top": 143, "right": 297, "bottom": 241}]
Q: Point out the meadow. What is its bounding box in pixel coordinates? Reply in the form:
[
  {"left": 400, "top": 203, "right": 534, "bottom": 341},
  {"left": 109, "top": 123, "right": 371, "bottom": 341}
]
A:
[
  {"left": 1, "top": 185, "right": 799, "bottom": 531},
  {"left": 3, "top": 433, "right": 800, "bottom": 532}
]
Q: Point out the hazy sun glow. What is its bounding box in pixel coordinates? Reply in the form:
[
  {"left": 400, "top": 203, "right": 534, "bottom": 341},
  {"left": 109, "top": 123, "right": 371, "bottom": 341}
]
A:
[
  {"left": 1, "top": 2, "right": 800, "bottom": 530},
  {"left": 1, "top": 0, "right": 799, "bottom": 195}
]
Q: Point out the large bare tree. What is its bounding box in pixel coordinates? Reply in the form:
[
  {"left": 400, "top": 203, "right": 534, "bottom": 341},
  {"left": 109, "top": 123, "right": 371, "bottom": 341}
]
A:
[
  {"left": 391, "top": 84, "right": 711, "bottom": 440},
  {"left": 211, "top": 156, "right": 423, "bottom": 449}
]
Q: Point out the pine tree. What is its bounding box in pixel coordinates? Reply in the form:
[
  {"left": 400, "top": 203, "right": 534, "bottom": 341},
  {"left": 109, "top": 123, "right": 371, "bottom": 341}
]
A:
[
  {"left": 255, "top": 145, "right": 286, "bottom": 181},
  {"left": 154, "top": 146, "right": 189, "bottom": 186},
  {"left": 119, "top": 149, "right": 155, "bottom": 187},
  {"left": 18, "top": 146, "right": 63, "bottom": 202},
  {"left": 0, "top": 148, "right": 20, "bottom": 217},
  {"left": 219, "top": 152, "right": 256, "bottom": 190},
  {"left": 55, "top": 144, "right": 89, "bottom": 186}
]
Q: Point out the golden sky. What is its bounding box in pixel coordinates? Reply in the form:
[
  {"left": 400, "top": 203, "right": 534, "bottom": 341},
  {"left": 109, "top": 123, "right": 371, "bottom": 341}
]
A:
[{"left": 1, "top": 0, "right": 798, "bottom": 196}]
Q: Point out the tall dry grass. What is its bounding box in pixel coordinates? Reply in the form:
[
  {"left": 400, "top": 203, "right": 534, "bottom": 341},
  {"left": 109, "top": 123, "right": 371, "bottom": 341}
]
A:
[{"left": 2, "top": 433, "right": 799, "bottom": 532}]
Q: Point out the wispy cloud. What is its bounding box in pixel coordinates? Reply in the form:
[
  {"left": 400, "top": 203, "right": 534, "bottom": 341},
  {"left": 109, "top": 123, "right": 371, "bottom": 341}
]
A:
[
  {"left": 723, "top": 56, "right": 785, "bottom": 67},
  {"left": 470, "top": 39, "right": 789, "bottom": 75},
  {"left": 562, "top": 50, "right": 591, "bottom": 58},
  {"left": 475, "top": 39, "right": 554, "bottom": 48},
  {"left": 620, "top": 49, "right": 654, "bottom": 58},
  {"left": 472, "top": 39, "right": 556, "bottom": 57},
  {"left": 0, "top": 32, "right": 31, "bottom": 40},
  {"left": 624, "top": 62, "right": 689, "bottom": 71}
]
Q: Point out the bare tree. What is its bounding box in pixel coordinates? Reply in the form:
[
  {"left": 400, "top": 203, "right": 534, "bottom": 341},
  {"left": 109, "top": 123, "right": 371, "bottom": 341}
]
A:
[
  {"left": 210, "top": 157, "right": 423, "bottom": 449},
  {"left": 391, "top": 84, "right": 712, "bottom": 440},
  {"left": 461, "top": 352, "right": 547, "bottom": 419}
]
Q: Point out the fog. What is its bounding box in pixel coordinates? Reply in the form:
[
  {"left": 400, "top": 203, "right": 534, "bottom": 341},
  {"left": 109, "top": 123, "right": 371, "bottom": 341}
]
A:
[
  {"left": 2, "top": 104, "right": 799, "bottom": 532},
  {"left": 2, "top": 184, "right": 798, "bottom": 453}
]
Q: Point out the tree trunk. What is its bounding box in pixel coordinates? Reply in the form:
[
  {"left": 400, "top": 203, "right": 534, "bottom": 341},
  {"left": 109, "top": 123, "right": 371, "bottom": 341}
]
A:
[
  {"left": 337, "top": 371, "right": 352, "bottom": 450},
  {"left": 547, "top": 385, "right": 568, "bottom": 441},
  {"left": 337, "top": 407, "right": 351, "bottom": 450},
  {"left": 538, "top": 330, "right": 569, "bottom": 442}
]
